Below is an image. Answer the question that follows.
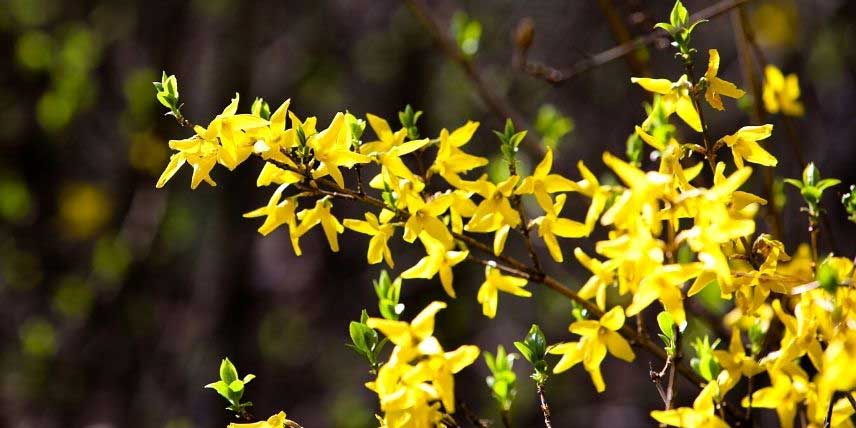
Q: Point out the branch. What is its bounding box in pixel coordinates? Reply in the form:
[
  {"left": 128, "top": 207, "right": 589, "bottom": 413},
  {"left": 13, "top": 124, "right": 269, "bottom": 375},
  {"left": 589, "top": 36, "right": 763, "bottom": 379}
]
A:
[
  {"left": 519, "top": 0, "right": 750, "bottom": 85},
  {"left": 536, "top": 384, "right": 553, "bottom": 428},
  {"left": 404, "top": 0, "right": 545, "bottom": 156}
]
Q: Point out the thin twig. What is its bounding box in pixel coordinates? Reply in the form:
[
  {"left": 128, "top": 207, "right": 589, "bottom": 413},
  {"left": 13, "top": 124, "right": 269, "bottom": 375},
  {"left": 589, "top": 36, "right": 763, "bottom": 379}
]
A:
[
  {"left": 536, "top": 384, "right": 553, "bottom": 428},
  {"left": 458, "top": 401, "right": 491, "bottom": 428},
  {"left": 730, "top": 6, "right": 785, "bottom": 240},
  {"left": 404, "top": 0, "right": 544, "bottom": 155},
  {"left": 520, "top": 0, "right": 750, "bottom": 85}
]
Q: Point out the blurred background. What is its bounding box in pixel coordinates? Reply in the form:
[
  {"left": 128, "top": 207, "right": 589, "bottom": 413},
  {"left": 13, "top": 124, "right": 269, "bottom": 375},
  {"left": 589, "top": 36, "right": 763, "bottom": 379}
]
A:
[{"left": 1, "top": 0, "right": 855, "bottom": 427}]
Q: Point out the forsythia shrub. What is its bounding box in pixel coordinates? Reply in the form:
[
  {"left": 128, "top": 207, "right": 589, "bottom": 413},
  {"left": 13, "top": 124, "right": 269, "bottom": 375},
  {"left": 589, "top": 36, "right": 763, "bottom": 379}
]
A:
[{"left": 153, "top": 1, "right": 855, "bottom": 427}]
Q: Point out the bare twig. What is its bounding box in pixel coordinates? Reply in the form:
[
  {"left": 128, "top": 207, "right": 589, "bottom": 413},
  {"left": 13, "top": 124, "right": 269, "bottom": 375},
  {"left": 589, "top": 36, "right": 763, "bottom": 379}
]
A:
[
  {"left": 404, "top": 0, "right": 544, "bottom": 155},
  {"left": 520, "top": 0, "right": 750, "bottom": 85},
  {"left": 536, "top": 384, "right": 553, "bottom": 428},
  {"left": 458, "top": 401, "right": 491, "bottom": 428}
]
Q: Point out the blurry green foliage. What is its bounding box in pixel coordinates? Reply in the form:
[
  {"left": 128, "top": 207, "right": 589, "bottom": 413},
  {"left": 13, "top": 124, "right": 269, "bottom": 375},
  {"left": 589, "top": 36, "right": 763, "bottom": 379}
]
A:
[
  {"left": 123, "top": 68, "right": 159, "bottom": 124},
  {"left": 0, "top": 175, "right": 32, "bottom": 223},
  {"left": 20, "top": 317, "right": 57, "bottom": 358},
  {"left": 534, "top": 104, "right": 573, "bottom": 150},
  {"left": 451, "top": 11, "right": 482, "bottom": 57},
  {"left": 92, "top": 235, "right": 133, "bottom": 285},
  {"left": 1, "top": 244, "right": 43, "bottom": 290},
  {"left": 52, "top": 275, "right": 95, "bottom": 320},
  {"left": 258, "top": 308, "right": 309, "bottom": 366},
  {"left": 15, "top": 30, "right": 53, "bottom": 71},
  {"left": 6, "top": 0, "right": 60, "bottom": 28}
]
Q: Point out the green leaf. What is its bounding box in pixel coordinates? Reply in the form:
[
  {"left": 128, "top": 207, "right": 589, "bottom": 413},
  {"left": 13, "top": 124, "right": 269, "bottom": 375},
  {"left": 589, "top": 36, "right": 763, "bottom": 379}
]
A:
[
  {"left": 513, "top": 341, "right": 533, "bottom": 364},
  {"left": 228, "top": 380, "right": 245, "bottom": 392},
  {"left": 205, "top": 380, "right": 231, "bottom": 399},
  {"left": 783, "top": 178, "right": 804, "bottom": 190},
  {"left": 816, "top": 178, "right": 841, "bottom": 192},
  {"left": 220, "top": 358, "right": 239, "bottom": 384},
  {"left": 669, "top": 0, "right": 689, "bottom": 28},
  {"left": 242, "top": 374, "right": 256, "bottom": 384},
  {"left": 349, "top": 321, "right": 369, "bottom": 353},
  {"left": 656, "top": 311, "right": 675, "bottom": 340},
  {"left": 654, "top": 22, "right": 678, "bottom": 35},
  {"left": 803, "top": 162, "right": 820, "bottom": 187}
]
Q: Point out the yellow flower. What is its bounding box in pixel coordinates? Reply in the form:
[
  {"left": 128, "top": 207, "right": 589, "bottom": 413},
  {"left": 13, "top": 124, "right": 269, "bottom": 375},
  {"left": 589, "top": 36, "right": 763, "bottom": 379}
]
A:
[
  {"left": 572, "top": 161, "right": 609, "bottom": 232},
  {"left": 625, "top": 262, "right": 704, "bottom": 328},
  {"left": 246, "top": 100, "right": 299, "bottom": 164},
  {"left": 652, "top": 382, "right": 728, "bottom": 428},
  {"left": 243, "top": 184, "right": 300, "bottom": 243},
  {"left": 763, "top": 65, "right": 804, "bottom": 116},
  {"left": 344, "top": 210, "right": 397, "bottom": 267},
  {"left": 744, "top": 370, "right": 809, "bottom": 428},
  {"left": 718, "top": 124, "right": 776, "bottom": 169},
  {"left": 713, "top": 328, "right": 762, "bottom": 395},
  {"left": 309, "top": 112, "right": 370, "bottom": 188},
  {"left": 703, "top": 49, "right": 746, "bottom": 111},
  {"left": 476, "top": 266, "right": 530, "bottom": 319},
  {"left": 295, "top": 197, "right": 344, "bottom": 252},
  {"left": 371, "top": 137, "right": 431, "bottom": 192},
  {"left": 401, "top": 234, "right": 468, "bottom": 298},
  {"left": 228, "top": 411, "right": 289, "bottom": 428},
  {"left": 462, "top": 176, "right": 521, "bottom": 255},
  {"left": 402, "top": 192, "right": 454, "bottom": 248},
  {"left": 255, "top": 162, "right": 303, "bottom": 187},
  {"left": 409, "top": 345, "right": 480, "bottom": 413},
  {"left": 531, "top": 194, "right": 588, "bottom": 262},
  {"left": 362, "top": 113, "right": 408, "bottom": 154},
  {"left": 431, "top": 121, "right": 488, "bottom": 185},
  {"left": 514, "top": 147, "right": 579, "bottom": 212},
  {"left": 574, "top": 248, "right": 619, "bottom": 311},
  {"left": 635, "top": 126, "right": 704, "bottom": 192},
  {"left": 631, "top": 75, "right": 701, "bottom": 132},
  {"left": 367, "top": 301, "right": 447, "bottom": 359},
  {"left": 157, "top": 94, "right": 267, "bottom": 189},
  {"left": 550, "top": 306, "right": 635, "bottom": 392}
]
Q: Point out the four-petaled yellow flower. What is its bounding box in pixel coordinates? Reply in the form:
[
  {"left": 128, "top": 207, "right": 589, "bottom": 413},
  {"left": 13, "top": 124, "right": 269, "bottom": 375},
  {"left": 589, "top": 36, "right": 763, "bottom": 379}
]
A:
[
  {"left": 515, "top": 147, "right": 579, "bottom": 213},
  {"left": 309, "top": 112, "right": 370, "bottom": 188},
  {"left": 401, "top": 234, "right": 468, "bottom": 298},
  {"left": 431, "top": 121, "right": 487, "bottom": 185},
  {"left": 295, "top": 197, "right": 344, "bottom": 252},
  {"left": 631, "top": 75, "right": 701, "bottom": 132},
  {"left": 243, "top": 183, "right": 302, "bottom": 254},
  {"left": 575, "top": 248, "right": 619, "bottom": 311},
  {"left": 344, "top": 210, "right": 397, "bottom": 267},
  {"left": 476, "top": 266, "right": 531, "bottom": 319},
  {"left": 703, "top": 49, "right": 746, "bottom": 111},
  {"left": 530, "top": 194, "right": 588, "bottom": 262},
  {"left": 462, "top": 176, "right": 521, "bottom": 255},
  {"left": 651, "top": 382, "right": 728, "bottom": 428},
  {"left": 718, "top": 124, "right": 776, "bottom": 169},
  {"left": 550, "top": 306, "right": 635, "bottom": 392}
]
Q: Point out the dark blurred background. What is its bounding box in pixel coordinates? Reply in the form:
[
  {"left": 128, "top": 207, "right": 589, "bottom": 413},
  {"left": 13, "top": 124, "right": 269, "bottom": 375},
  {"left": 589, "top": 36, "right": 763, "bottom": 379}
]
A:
[{"left": 1, "top": 0, "right": 855, "bottom": 427}]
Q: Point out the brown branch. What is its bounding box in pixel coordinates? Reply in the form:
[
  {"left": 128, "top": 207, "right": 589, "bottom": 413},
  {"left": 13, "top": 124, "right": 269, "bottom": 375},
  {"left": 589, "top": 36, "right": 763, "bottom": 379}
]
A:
[
  {"left": 596, "top": 0, "right": 649, "bottom": 76},
  {"left": 536, "top": 384, "right": 553, "bottom": 428},
  {"left": 730, "top": 6, "right": 786, "bottom": 240},
  {"left": 458, "top": 401, "right": 491, "bottom": 428},
  {"left": 520, "top": 0, "right": 750, "bottom": 85},
  {"left": 404, "top": 0, "right": 545, "bottom": 156}
]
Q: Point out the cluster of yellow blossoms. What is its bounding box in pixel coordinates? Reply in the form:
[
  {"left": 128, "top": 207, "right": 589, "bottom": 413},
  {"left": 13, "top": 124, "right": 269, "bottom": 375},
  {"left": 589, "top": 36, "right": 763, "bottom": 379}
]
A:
[
  {"left": 366, "top": 302, "right": 480, "bottom": 428},
  {"left": 155, "top": 29, "right": 853, "bottom": 428}
]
